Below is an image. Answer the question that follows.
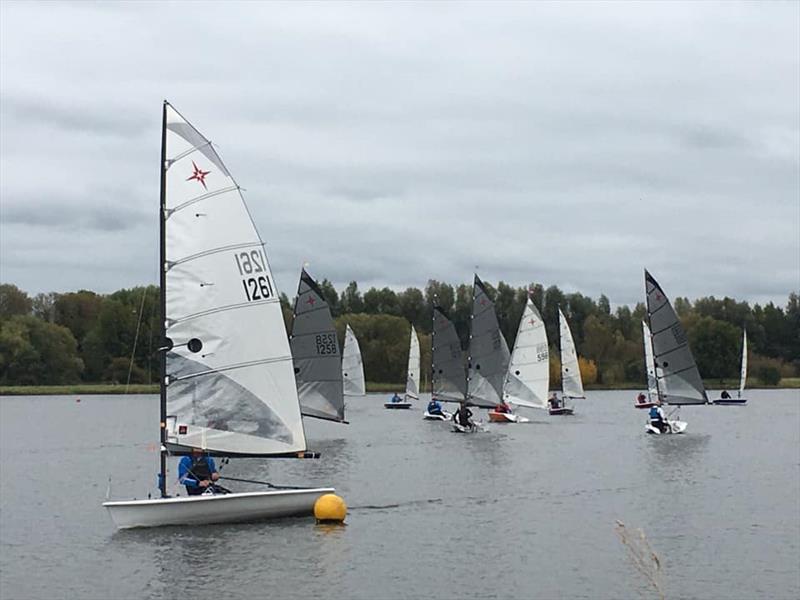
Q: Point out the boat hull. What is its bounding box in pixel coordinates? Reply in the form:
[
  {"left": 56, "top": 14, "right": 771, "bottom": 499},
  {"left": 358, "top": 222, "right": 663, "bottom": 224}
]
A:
[
  {"left": 645, "top": 420, "right": 687, "bottom": 435},
  {"left": 384, "top": 402, "right": 412, "bottom": 409},
  {"left": 423, "top": 410, "right": 452, "bottom": 420},
  {"left": 549, "top": 407, "right": 574, "bottom": 416},
  {"left": 713, "top": 398, "right": 747, "bottom": 405},
  {"left": 103, "top": 488, "right": 334, "bottom": 529},
  {"left": 634, "top": 400, "right": 658, "bottom": 409},
  {"left": 487, "top": 411, "right": 529, "bottom": 423}
]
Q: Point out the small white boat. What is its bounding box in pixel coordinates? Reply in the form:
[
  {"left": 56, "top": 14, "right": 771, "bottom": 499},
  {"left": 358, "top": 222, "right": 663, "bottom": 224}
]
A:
[
  {"left": 714, "top": 330, "right": 748, "bottom": 405},
  {"left": 550, "top": 308, "right": 584, "bottom": 415},
  {"left": 388, "top": 325, "right": 417, "bottom": 411},
  {"left": 645, "top": 419, "right": 688, "bottom": 435},
  {"left": 103, "top": 102, "right": 334, "bottom": 529},
  {"left": 423, "top": 409, "right": 453, "bottom": 421}
]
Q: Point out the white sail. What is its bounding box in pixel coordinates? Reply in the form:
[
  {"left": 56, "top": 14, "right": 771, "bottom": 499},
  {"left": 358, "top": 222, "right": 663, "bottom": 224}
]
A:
[
  {"left": 642, "top": 320, "right": 659, "bottom": 400},
  {"left": 645, "top": 270, "right": 708, "bottom": 405},
  {"left": 163, "top": 103, "right": 306, "bottom": 456},
  {"left": 291, "top": 269, "right": 345, "bottom": 422},
  {"left": 405, "top": 325, "right": 421, "bottom": 401},
  {"left": 558, "top": 308, "right": 585, "bottom": 399},
  {"left": 503, "top": 297, "right": 549, "bottom": 409},
  {"left": 739, "top": 329, "right": 748, "bottom": 398},
  {"left": 342, "top": 324, "right": 366, "bottom": 396}
]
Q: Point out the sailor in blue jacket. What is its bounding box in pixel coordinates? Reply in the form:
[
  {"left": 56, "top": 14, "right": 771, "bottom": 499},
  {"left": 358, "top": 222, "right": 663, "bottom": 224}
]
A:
[
  {"left": 427, "top": 398, "right": 444, "bottom": 415},
  {"left": 179, "top": 448, "right": 220, "bottom": 495}
]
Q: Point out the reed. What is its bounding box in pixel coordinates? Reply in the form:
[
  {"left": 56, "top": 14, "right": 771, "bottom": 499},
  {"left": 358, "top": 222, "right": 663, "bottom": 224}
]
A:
[{"left": 615, "top": 520, "right": 665, "bottom": 600}]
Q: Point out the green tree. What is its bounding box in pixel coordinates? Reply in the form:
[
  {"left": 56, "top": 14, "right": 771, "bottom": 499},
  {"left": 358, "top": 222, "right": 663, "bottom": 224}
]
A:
[
  {"left": 687, "top": 316, "right": 740, "bottom": 379},
  {"left": 0, "top": 315, "right": 83, "bottom": 384},
  {"left": 0, "top": 284, "right": 32, "bottom": 318},
  {"left": 341, "top": 281, "right": 364, "bottom": 314}
]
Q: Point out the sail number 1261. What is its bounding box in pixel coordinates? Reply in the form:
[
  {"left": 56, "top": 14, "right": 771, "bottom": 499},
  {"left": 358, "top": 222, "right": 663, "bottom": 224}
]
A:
[{"left": 234, "top": 250, "right": 274, "bottom": 302}]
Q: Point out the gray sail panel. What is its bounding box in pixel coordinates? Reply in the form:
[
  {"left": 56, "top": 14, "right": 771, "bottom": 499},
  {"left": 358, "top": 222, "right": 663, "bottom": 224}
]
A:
[
  {"left": 290, "top": 269, "right": 345, "bottom": 422},
  {"left": 645, "top": 270, "right": 708, "bottom": 405},
  {"left": 432, "top": 307, "right": 466, "bottom": 402},
  {"left": 467, "top": 275, "right": 507, "bottom": 408}
]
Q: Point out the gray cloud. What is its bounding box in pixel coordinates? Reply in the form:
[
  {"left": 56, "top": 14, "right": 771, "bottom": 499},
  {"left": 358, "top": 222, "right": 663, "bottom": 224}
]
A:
[{"left": 0, "top": 1, "right": 797, "bottom": 308}]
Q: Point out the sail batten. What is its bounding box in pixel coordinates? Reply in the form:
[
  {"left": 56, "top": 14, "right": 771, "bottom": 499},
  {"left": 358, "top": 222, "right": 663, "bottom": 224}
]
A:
[
  {"left": 290, "top": 269, "right": 346, "bottom": 423},
  {"left": 559, "top": 308, "right": 585, "bottom": 399},
  {"left": 503, "top": 297, "right": 549, "bottom": 409},
  {"left": 163, "top": 103, "right": 307, "bottom": 456},
  {"left": 645, "top": 269, "right": 708, "bottom": 405},
  {"left": 342, "top": 324, "right": 366, "bottom": 396}
]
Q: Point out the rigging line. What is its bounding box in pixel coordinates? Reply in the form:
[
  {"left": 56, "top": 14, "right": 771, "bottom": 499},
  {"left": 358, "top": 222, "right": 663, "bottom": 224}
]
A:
[
  {"left": 125, "top": 286, "right": 149, "bottom": 394},
  {"left": 166, "top": 185, "right": 239, "bottom": 215}
]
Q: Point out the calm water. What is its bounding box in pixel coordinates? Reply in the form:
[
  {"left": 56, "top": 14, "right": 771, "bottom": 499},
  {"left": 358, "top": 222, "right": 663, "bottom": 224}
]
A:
[{"left": 1, "top": 390, "right": 798, "bottom": 600}]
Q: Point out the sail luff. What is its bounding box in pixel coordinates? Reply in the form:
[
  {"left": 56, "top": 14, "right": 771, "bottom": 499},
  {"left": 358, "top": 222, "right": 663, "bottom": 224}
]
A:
[
  {"left": 739, "top": 329, "right": 747, "bottom": 398},
  {"left": 559, "top": 308, "right": 585, "bottom": 399},
  {"left": 342, "top": 324, "right": 366, "bottom": 396},
  {"left": 158, "top": 101, "right": 168, "bottom": 497},
  {"left": 405, "top": 325, "right": 420, "bottom": 401},
  {"left": 644, "top": 269, "right": 708, "bottom": 405},
  {"left": 503, "top": 297, "right": 549, "bottom": 409}
]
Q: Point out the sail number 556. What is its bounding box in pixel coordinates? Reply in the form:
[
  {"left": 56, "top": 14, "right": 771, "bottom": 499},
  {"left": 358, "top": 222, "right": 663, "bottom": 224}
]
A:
[{"left": 234, "top": 250, "right": 274, "bottom": 302}]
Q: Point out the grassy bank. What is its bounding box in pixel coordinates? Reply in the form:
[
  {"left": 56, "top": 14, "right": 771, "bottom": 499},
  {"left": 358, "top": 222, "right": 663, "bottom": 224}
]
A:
[{"left": 2, "top": 378, "right": 798, "bottom": 396}]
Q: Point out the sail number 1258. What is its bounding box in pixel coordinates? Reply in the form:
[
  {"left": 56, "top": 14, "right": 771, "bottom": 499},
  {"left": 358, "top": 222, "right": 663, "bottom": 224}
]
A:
[{"left": 234, "top": 250, "right": 274, "bottom": 302}]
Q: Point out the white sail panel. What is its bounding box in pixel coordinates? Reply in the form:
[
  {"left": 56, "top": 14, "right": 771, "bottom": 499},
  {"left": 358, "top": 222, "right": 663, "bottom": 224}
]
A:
[
  {"left": 503, "top": 298, "right": 549, "bottom": 409},
  {"left": 645, "top": 270, "right": 708, "bottom": 405},
  {"left": 739, "top": 330, "right": 747, "bottom": 398},
  {"left": 163, "top": 104, "right": 306, "bottom": 455},
  {"left": 559, "top": 308, "right": 585, "bottom": 399},
  {"left": 291, "top": 269, "right": 345, "bottom": 422},
  {"left": 405, "top": 325, "right": 421, "bottom": 401},
  {"left": 642, "top": 320, "right": 659, "bottom": 400},
  {"left": 342, "top": 324, "right": 366, "bottom": 396},
  {"left": 432, "top": 307, "right": 466, "bottom": 402},
  {"left": 467, "top": 275, "right": 508, "bottom": 408}
]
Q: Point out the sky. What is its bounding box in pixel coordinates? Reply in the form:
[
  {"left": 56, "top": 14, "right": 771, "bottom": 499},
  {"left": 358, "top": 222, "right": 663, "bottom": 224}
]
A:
[{"left": 1, "top": 1, "right": 798, "bottom": 308}]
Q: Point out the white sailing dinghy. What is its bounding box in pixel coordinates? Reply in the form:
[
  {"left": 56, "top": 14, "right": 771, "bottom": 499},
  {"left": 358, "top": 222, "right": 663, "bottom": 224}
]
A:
[
  {"left": 550, "top": 308, "right": 584, "bottom": 415},
  {"left": 290, "top": 268, "right": 347, "bottom": 423},
  {"left": 103, "top": 102, "right": 333, "bottom": 529},
  {"left": 387, "top": 325, "right": 420, "bottom": 411},
  {"left": 713, "top": 329, "right": 748, "bottom": 405},
  {"left": 635, "top": 320, "right": 661, "bottom": 409},
  {"left": 644, "top": 269, "right": 710, "bottom": 434},
  {"left": 495, "top": 295, "right": 550, "bottom": 422},
  {"left": 342, "top": 324, "right": 366, "bottom": 397}
]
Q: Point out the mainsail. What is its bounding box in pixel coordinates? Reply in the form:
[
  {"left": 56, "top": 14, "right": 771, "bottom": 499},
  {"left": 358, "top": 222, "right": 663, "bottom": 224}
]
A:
[
  {"left": 645, "top": 270, "right": 708, "bottom": 405},
  {"left": 558, "top": 308, "right": 585, "bottom": 399},
  {"left": 290, "top": 268, "right": 346, "bottom": 422},
  {"left": 432, "top": 306, "right": 467, "bottom": 402},
  {"left": 162, "top": 102, "right": 307, "bottom": 456},
  {"left": 405, "top": 325, "right": 421, "bottom": 401},
  {"left": 642, "top": 320, "right": 659, "bottom": 401},
  {"left": 342, "top": 324, "right": 366, "bottom": 396},
  {"left": 466, "top": 275, "right": 509, "bottom": 408},
  {"left": 739, "top": 329, "right": 748, "bottom": 399},
  {"left": 503, "top": 297, "right": 549, "bottom": 409}
]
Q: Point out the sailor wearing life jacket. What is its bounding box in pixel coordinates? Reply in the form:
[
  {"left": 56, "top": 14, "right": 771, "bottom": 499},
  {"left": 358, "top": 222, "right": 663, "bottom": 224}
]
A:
[{"left": 178, "top": 448, "right": 219, "bottom": 495}]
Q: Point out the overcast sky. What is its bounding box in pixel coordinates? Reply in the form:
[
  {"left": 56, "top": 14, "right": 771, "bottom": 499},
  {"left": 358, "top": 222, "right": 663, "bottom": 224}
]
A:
[{"left": 1, "top": 1, "right": 798, "bottom": 308}]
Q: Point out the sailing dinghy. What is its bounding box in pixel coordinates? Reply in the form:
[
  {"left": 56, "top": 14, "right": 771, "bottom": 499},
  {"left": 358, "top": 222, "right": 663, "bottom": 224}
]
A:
[
  {"left": 713, "top": 329, "right": 748, "bottom": 405},
  {"left": 635, "top": 320, "right": 660, "bottom": 409},
  {"left": 491, "top": 295, "right": 549, "bottom": 423},
  {"left": 290, "top": 268, "right": 347, "bottom": 423},
  {"left": 385, "top": 326, "right": 415, "bottom": 410},
  {"left": 103, "top": 102, "right": 332, "bottom": 529},
  {"left": 342, "top": 324, "right": 366, "bottom": 397},
  {"left": 549, "top": 308, "right": 583, "bottom": 415},
  {"left": 644, "top": 269, "right": 711, "bottom": 434}
]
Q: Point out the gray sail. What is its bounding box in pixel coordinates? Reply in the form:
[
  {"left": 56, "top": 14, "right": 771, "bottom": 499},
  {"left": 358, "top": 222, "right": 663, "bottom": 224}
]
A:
[
  {"left": 645, "top": 270, "right": 708, "bottom": 405},
  {"left": 432, "top": 306, "right": 467, "bottom": 402},
  {"left": 290, "top": 269, "right": 346, "bottom": 422},
  {"left": 467, "top": 275, "right": 508, "bottom": 408}
]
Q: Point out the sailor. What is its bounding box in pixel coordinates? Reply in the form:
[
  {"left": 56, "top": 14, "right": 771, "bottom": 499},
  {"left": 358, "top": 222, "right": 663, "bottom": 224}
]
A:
[
  {"left": 648, "top": 404, "right": 667, "bottom": 433},
  {"left": 179, "top": 448, "right": 220, "bottom": 495},
  {"left": 391, "top": 393, "right": 402, "bottom": 403},
  {"left": 454, "top": 403, "right": 474, "bottom": 429},
  {"left": 636, "top": 392, "right": 647, "bottom": 405},
  {"left": 720, "top": 390, "right": 731, "bottom": 399},
  {"left": 494, "top": 402, "right": 511, "bottom": 414},
  {"left": 427, "top": 398, "right": 444, "bottom": 415},
  {"left": 549, "top": 393, "right": 560, "bottom": 409}
]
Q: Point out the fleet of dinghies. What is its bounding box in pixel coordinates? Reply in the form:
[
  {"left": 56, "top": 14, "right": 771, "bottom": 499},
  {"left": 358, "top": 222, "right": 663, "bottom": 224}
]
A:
[{"left": 104, "top": 102, "right": 749, "bottom": 529}]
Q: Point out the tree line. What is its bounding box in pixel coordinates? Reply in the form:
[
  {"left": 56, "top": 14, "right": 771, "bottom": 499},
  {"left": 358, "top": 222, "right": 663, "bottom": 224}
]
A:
[{"left": 1, "top": 280, "right": 798, "bottom": 387}]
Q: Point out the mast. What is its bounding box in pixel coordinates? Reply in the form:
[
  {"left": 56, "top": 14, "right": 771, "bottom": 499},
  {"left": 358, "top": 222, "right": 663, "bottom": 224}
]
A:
[{"left": 158, "top": 101, "right": 168, "bottom": 498}]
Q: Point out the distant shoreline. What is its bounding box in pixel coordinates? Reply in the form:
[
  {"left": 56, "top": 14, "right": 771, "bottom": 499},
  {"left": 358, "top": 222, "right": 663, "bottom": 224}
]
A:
[{"left": 1, "top": 378, "right": 798, "bottom": 396}]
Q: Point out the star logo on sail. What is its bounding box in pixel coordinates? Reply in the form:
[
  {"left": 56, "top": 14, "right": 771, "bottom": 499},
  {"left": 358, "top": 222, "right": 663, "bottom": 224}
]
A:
[
  {"left": 306, "top": 296, "right": 316, "bottom": 306},
  {"left": 529, "top": 318, "right": 536, "bottom": 326},
  {"left": 187, "top": 161, "right": 211, "bottom": 189}
]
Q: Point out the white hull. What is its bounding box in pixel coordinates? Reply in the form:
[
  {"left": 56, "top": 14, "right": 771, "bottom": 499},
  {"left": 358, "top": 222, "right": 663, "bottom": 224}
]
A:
[
  {"left": 103, "top": 487, "right": 334, "bottom": 529},
  {"left": 645, "top": 420, "right": 687, "bottom": 435},
  {"left": 423, "top": 410, "right": 452, "bottom": 420}
]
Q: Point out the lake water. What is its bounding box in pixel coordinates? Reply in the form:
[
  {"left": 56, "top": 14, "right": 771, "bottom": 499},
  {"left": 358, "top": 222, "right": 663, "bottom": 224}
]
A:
[{"left": 1, "top": 390, "right": 798, "bottom": 600}]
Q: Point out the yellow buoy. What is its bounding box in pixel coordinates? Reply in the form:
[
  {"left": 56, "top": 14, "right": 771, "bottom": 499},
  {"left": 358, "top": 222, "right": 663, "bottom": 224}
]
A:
[{"left": 314, "top": 493, "right": 347, "bottom": 523}]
